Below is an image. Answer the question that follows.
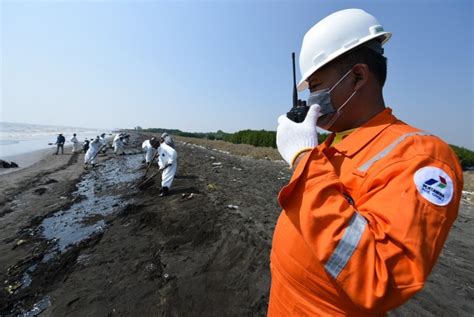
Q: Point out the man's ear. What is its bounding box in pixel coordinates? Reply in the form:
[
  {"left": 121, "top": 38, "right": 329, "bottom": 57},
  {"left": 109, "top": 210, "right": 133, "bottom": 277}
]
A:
[{"left": 352, "top": 63, "right": 369, "bottom": 91}]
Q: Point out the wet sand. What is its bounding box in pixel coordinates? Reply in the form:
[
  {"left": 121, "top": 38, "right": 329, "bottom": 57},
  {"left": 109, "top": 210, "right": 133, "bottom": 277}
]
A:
[
  {"left": 0, "top": 132, "right": 473, "bottom": 316},
  {"left": 0, "top": 148, "right": 59, "bottom": 176},
  {"left": 0, "top": 137, "right": 113, "bottom": 176}
]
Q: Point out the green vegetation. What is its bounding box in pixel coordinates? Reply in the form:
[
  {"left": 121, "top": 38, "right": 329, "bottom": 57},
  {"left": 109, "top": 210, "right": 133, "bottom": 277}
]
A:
[
  {"left": 222, "top": 130, "right": 275, "bottom": 148},
  {"left": 142, "top": 128, "right": 330, "bottom": 149},
  {"left": 142, "top": 128, "right": 473, "bottom": 170},
  {"left": 142, "top": 128, "right": 207, "bottom": 139},
  {"left": 450, "top": 145, "right": 474, "bottom": 170}
]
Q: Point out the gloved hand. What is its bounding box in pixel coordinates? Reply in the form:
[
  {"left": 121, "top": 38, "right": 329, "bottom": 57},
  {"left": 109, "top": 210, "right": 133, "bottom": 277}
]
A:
[{"left": 276, "top": 104, "right": 320, "bottom": 167}]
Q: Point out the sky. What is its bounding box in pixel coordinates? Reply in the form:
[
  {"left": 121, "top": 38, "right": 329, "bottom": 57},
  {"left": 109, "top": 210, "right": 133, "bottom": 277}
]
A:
[{"left": 0, "top": 0, "right": 472, "bottom": 149}]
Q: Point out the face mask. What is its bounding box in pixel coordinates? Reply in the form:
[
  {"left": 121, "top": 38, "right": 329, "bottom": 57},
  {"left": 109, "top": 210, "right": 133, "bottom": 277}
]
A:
[{"left": 307, "top": 69, "right": 358, "bottom": 130}]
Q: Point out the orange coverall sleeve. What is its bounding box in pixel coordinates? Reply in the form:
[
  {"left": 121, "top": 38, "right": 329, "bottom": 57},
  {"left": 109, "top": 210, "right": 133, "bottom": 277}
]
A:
[{"left": 279, "top": 148, "right": 462, "bottom": 312}]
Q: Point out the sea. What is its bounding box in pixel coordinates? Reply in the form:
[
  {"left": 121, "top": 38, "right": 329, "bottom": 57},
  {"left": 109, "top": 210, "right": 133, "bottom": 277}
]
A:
[{"left": 0, "top": 122, "right": 113, "bottom": 158}]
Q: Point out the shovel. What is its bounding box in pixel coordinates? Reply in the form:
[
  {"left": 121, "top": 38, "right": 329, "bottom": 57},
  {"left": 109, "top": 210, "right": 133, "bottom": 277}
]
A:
[
  {"left": 137, "top": 168, "right": 163, "bottom": 190},
  {"left": 137, "top": 162, "right": 172, "bottom": 190},
  {"left": 142, "top": 151, "right": 159, "bottom": 179}
]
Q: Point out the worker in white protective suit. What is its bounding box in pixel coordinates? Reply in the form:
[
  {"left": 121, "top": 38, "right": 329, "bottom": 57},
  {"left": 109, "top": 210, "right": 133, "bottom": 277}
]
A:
[
  {"left": 113, "top": 136, "right": 125, "bottom": 155},
  {"left": 70, "top": 133, "right": 80, "bottom": 153},
  {"left": 82, "top": 139, "right": 90, "bottom": 153},
  {"left": 113, "top": 133, "right": 123, "bottom": 144},
  {"left": 142, "top": 138, "right": 157, "bottom": 164},
  {"left": 123, "top": 134, "right": 130, "bottom": 145},
  {"left": 84, "top": 136, "right": 102, "bottom": 168},
  {"left": 99, "top": 133, "right": 108, "bottom": 154},
  {"left": 157, "top": 138, "right": 177, "bottom": 197},
  {"left": 160, "top": 132, "right": 175, "bottom": 148}
]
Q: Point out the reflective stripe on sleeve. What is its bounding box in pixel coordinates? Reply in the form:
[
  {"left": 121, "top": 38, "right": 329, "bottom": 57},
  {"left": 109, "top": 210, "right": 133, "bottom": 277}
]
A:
[
  {"left": 357, "top": 131, "right": 431, "bottom": 172},
  {"left": 325, "top": 212, "right": 367, "bottom": 279}
]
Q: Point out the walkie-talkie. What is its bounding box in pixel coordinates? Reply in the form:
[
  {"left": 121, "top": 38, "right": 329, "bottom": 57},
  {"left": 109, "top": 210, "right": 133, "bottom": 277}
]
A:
[{"left": 286, "top": 52, "right": 309, "bottom": 123}]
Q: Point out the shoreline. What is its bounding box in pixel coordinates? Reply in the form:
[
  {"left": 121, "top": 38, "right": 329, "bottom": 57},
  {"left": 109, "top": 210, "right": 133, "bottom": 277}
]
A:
[
  {"left": 0, "top": 135, "right": 116, "bottom": 176},
  {"left": 0, "top": 145, "right": 75, "bottom": 176}
]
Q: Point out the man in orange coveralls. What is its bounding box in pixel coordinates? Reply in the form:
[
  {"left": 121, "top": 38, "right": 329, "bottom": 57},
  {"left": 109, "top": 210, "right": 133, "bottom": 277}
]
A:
[{"left": 270, "top": 8, "right": 463, "bottom": 316}]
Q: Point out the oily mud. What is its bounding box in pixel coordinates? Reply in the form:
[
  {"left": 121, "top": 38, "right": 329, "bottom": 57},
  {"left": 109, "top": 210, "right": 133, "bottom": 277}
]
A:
[{"left": 1, "top": 153, "right": 144, "bottom": 315}]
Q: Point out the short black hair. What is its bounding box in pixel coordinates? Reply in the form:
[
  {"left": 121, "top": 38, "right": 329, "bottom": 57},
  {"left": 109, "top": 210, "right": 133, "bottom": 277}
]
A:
[{"left": 333, "top": 42, "right": 388, "bottom": 87}]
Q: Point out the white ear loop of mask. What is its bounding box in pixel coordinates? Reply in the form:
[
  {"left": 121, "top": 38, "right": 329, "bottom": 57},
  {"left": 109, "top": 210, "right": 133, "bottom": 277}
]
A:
[{"left": 319, "top": 70, "right": 358, "bottom": 129}]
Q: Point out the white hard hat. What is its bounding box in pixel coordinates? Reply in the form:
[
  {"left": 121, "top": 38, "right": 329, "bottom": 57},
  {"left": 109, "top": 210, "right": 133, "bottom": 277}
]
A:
[{"left": 298, "top": 8, "right": 391, "bottom": 91}]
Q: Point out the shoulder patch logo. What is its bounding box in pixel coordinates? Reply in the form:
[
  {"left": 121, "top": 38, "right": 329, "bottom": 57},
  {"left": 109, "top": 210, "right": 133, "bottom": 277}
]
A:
[{"left": 414, "top": 166, "right": 454, "bottom": 206}]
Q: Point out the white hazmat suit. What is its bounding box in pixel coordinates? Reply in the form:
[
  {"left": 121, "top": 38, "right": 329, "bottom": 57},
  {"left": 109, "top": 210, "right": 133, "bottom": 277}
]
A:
[
  {"left": 142, "top": 140, "right": 156, "bottom": 163},
  {"left": 99, "top": 135, "right": 108, "bottom": 153},
  {"left": 84, "top": 139, "right": 101, "bottom": 165},
  {"left": 161, "top": 133, "right": 175, "bottom": 148},
  {"left": 113, "top": 138, "right": 125, "bottom": 154},
  {"left": 70, "top": 136, "right": 80, "bottom": 153},
  {"left": 157, "top": 142, "right": 177, "bottom": 189},
  {"left": 113, "top": 133, "right": 122, "bottom": 144}
]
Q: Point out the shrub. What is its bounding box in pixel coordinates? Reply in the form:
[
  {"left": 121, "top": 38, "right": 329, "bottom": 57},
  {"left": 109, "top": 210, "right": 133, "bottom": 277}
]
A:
[{"left": 450, "top": 145, "right": 474, "bottom": 170}]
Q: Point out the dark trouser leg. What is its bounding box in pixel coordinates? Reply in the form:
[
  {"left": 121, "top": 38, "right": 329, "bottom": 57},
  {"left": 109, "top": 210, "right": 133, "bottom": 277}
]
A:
[{"left": 159, "top": 186, "right": 169, "bottom": 197}]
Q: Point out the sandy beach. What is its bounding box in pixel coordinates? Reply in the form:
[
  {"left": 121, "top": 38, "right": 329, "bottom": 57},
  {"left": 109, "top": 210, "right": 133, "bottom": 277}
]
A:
[
  {"left": 0, "top": 132, "right": 472, "bottom": 316},
  {"left": 0, "top": 135, "right": 115, "bottom": 176},
  {"left": 1, "top": 147, "right": 67, "bottom": 176}
]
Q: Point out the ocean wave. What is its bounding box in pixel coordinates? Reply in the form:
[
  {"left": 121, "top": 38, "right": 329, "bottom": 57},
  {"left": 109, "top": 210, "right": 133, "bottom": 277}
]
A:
[
  {"left": 0, "top": 122, "right": 111, "bottom": 141},
  {"left": 0, "top": 140, "right": 20, "bottom": 145},
  {"left": 0, "top": 122, "right": 114, "bottom": 157}
]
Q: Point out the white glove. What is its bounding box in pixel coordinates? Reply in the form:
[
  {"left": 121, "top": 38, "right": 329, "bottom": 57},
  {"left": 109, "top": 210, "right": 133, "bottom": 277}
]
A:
[{"left": 276, "top": 104, "right": 320, "bottom": 167}]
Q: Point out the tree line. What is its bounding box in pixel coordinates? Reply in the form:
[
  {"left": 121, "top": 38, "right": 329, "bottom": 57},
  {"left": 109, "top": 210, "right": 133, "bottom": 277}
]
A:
[
  {"left": 450, "top": 145, "right": 474, "bottom": 170},
  {"left": 141, "top": 128, "right": 473, "bottom": 170}
]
